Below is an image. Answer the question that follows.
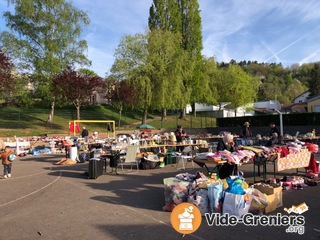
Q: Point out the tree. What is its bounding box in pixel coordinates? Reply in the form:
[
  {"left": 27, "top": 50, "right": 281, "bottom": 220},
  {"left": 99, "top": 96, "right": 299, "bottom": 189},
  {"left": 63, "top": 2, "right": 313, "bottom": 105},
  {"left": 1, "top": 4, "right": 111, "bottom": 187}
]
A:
[
  {"left": 53, "top": 68, "right": 105, "bottom": 120},
  {"left": 192, "top": 57, "right": 219, "bottom": 115},
  {"left": 149, "top": 0, "right": 181, "bottom": 32},
  {"left": 1, "top": 0, "right": 90, "bottom": 122},
  {"left": 148, "top": 0, "right": 203, "bottom": 119},
  {"left": 308, "top": 63, "right": 320, "bottom": 98},
  {"left": 111, "top": 33, "right": 152, "bottom": 124},
  {"left": 217, "top": 65, "right": 259, "bottom": 116},
  {"left": 283, "top": 79, "right": 308, "bottom": 103},
  {"left": 105, "top": 76, "right": 138, "bottom": 129},
  {"left": 0, "top": 50, "right": 15, "bottom": 105},
  {"left": 147, "top": 29, "right": 185, "bottom": 120}
]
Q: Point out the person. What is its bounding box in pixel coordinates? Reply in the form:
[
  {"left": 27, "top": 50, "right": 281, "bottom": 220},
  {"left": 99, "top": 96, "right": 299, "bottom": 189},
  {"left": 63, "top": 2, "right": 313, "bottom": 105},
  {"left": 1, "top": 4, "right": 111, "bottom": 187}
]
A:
[
  {"left": 81, "top": 127, "right": 89, "bottom": 142},
  {"left": 217, "top": 133, "right": 235, "bottom": 152},
  {"left": 266, "top": 132, "right": 279, "bottom": 147},
  {"left": 216, "top": 134, "right": 237, "bottom": 179},
  {"left": 140, "top": 131, "right": 148, "bottom": 139},
  {"left": 269, "top": 122, "right": 280, "bottom": 137},
  {"left": 0, "top": 146, "right": 18, "bottom": 179},
  {"left": 63, "top": 138, "right": 73, "bottom": 158},
  {"left": 240, "top": 122, "right": 252, "bottom": 138},
  {"left": 92, "top": 131, "right": 99, "bottom": 140},
  {"left": 239, "top": 121, "right": 252, "bottom": 145},
  {"left": 175, "top": 125, "right": 187, "bottom": 152}
]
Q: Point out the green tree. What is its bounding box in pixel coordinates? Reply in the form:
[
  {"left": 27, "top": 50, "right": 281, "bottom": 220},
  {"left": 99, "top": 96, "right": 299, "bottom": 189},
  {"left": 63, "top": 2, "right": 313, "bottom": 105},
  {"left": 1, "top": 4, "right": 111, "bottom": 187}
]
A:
[
  {"left": 197, "top": 57, "right": 218, "bottom": 107},
  {"left": 148, "top": 0, "right": 203, "bottom": 119},
  {"left": 1, "top": 0, "right": 90, "bottom": 122},
  {"left": 218, "top": 65, "right": 259, "bottom": 116},
  {"left": 309, "top": 63, "right": 320, "bottom": 98},
  {"left": 148, "top": 0, "right": 181, "bottom": 32},
  {"left": 283, "top": 79, "right": 308, "bottom": 103},
  {"left": 79, "top": 68, "right": 99, "bottom": 77},
  {"left": 147, "top": 29, "right": 185, "bottom": 120},
  {"left": 111, "top": 33, "right": 152, "bottom": 124}
]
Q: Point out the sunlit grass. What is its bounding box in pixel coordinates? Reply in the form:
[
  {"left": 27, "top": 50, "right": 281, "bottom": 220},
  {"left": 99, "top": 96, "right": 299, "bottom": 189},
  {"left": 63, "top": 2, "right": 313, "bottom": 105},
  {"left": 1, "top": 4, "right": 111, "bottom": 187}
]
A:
[{"left": 0, "top": 106, "right": 216, "bottom": 137}]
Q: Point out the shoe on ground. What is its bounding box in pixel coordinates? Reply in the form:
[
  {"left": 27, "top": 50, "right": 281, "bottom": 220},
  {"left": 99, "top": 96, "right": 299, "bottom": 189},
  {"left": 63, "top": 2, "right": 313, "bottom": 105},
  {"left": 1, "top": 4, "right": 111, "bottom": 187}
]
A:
[
  {"left": 3, "top": 175, "right": 8, "bottom": 179},
  {"left": 7, "top": 174, "right": 11, "bottom": 178}
]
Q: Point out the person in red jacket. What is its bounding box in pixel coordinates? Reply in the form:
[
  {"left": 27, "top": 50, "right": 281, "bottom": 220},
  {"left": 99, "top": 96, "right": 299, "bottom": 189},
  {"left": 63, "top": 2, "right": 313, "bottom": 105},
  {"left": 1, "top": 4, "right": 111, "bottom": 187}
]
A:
[{"left": 0, "top": 146, "right": 18, "bottom": 179}]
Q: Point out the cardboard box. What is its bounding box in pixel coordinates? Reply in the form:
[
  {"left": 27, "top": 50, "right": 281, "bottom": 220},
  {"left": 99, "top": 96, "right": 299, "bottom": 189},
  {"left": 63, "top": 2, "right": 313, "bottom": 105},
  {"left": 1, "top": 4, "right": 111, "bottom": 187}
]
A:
[
  {"left": 264, "top": 193, "right": 276, "bottom": 213},
  {"left": 253, "top": 184, "right": 283, "bottom": 213},
  {"left": 273, "top": 186, "right": 283, "bottom": 209},
  {"left": 254, "top": 183, "right": 274, "bottom": 195}
]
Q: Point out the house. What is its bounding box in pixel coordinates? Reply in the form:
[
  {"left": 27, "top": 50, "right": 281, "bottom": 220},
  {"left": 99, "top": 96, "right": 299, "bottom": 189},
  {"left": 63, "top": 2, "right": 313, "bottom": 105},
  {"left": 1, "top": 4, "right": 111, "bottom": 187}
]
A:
[
  {"left": 306, "top": 95, "right": 320, "bottom": 112},
  {"left": 281, "top": 95, "right": 320, "bottom": 113},
  {"left": 281, "top": 103, "right": 307, "bottom": 113},
  {"left": 293, "top": 91, "right": 310, "bottom": 103}
]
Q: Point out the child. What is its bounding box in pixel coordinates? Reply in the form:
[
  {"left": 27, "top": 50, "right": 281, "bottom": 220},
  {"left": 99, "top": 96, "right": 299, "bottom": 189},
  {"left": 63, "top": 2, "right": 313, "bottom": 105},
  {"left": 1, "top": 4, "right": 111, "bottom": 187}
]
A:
[{"left": 0, "top": 146, "right": 17, "bottom": 179}]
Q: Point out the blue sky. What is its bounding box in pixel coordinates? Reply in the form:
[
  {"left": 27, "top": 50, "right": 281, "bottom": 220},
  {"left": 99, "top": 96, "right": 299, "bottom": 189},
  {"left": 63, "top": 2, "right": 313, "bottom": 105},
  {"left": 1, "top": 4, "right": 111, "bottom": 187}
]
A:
[{"left": 1, "top": 0, "right": 320, "bottom": 77}]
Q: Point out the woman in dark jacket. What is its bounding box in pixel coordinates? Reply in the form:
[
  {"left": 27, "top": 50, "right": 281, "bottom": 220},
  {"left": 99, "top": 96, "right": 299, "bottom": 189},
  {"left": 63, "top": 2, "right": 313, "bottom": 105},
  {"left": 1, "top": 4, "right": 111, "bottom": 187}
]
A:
[{"left": 217, "top": 134, "right": 237, "bottom": 179}]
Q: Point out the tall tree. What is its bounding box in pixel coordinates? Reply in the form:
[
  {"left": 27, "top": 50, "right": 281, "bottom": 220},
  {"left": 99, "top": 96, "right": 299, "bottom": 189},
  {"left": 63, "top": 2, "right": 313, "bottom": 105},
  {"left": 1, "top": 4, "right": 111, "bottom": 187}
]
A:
[
  {"left": 111, "top": 33, "right": 152, "bottom": 124},
  {"left": 149, "top": 0, "right": 181, "bottom": 32},
  {"left": 147, "top": 29, "right": 185, "bottom": 120},
  {"left": 0, "top": 51, "right": 13, "bottom": 84},
  {"left": 309, "top": 63, "right": 320, "bottom": 98},
  {"left": 197, "top": 57, "right": 219, "bottom": 107},
  {"left": 53, "top": 68, "right": 105, "bottom": 120},
  {"left": 148, "top": 0, "right": 203, "bottom": 119},
  {"left": 1, "top": 0, "right": 90, "bottom": 122},
  {"left": 0, "top": 50, "right": 14, "bottom": 105}
]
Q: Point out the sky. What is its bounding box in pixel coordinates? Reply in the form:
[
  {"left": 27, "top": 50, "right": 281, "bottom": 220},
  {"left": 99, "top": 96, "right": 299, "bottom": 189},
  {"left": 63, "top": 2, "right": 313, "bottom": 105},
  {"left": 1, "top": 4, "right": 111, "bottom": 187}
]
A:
[{"left": 1, "top": 0, "right": 320, "bottom": 77}]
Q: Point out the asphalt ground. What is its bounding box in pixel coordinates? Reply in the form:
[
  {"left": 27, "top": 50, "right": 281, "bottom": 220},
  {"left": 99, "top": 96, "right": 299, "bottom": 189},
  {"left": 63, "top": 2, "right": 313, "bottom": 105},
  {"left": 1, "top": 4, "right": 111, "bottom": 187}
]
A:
[{"left": 0, "top": 153, "right": 319, "bottom": 240}]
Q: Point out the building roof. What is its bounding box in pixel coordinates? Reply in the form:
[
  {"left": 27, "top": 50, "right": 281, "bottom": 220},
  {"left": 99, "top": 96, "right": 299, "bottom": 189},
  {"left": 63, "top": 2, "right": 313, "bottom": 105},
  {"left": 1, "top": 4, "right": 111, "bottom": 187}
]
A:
[
  {"left": 305, "top": 94, "right": 320, "bottom": 103},
  {"left": 293, "top": 91, "right": 310, "bottom": 100}
]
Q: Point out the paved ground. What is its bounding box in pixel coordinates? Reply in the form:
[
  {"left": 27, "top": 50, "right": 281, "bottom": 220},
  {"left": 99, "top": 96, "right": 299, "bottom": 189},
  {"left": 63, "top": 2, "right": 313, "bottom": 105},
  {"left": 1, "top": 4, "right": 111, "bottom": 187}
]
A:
[{"left": 0, "top": 153, "right": 319, "bottom": 240}]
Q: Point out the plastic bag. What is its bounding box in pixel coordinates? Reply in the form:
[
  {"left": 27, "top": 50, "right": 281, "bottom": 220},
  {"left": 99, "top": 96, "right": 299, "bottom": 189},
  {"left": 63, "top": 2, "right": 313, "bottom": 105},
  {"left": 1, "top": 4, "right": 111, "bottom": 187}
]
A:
[
  {"left": 188, "top": 189, "right": 209, "bottom": 216},
  {"left": 222, "top": 192, "right": 251, "bottom": 218},
  {"left": 246, "top": 187, "right": 269, "bottom": 215},
  {"left": 207, "top": 180, "right": 223, "bottom": 213},
  {"left": 163, "top": 177, "right": 190, "bottom": 212},
  {"left": 225, "top": 176, "right": 246, "bottom": 195}
]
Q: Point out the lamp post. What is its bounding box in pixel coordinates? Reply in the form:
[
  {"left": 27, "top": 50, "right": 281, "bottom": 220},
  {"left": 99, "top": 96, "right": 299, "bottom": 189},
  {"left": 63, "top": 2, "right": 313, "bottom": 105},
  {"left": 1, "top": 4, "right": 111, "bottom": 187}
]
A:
[{"left": 273, "top": 109, "right": 283, "bottom": 136}]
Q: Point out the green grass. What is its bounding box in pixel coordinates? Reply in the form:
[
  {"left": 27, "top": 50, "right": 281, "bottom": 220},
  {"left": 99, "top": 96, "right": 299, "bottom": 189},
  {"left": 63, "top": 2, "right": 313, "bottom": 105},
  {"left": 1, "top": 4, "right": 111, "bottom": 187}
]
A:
[{"left": 0, "top": 106, "right": 216, "bottom": 137}]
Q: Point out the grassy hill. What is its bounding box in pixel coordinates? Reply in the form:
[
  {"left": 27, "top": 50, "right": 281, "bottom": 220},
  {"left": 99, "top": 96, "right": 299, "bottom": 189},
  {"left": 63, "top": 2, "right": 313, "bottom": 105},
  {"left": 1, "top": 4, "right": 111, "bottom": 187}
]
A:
[{"left": 0, "top": 106, "right": 216, "bottom": 137}]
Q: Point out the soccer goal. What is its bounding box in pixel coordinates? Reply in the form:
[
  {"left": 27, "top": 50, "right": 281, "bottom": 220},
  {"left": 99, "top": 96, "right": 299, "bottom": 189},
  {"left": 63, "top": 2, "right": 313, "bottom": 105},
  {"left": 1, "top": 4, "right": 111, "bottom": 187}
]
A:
[{"left": 68, "top": 120, "right": 116, "bottom": 138}]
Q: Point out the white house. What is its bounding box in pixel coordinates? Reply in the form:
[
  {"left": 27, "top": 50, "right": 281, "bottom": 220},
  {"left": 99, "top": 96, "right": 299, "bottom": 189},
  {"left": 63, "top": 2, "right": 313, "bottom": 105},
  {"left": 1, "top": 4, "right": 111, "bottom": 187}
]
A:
[{"left": 293, "top": 91, "right": 310, "bottom": 103}]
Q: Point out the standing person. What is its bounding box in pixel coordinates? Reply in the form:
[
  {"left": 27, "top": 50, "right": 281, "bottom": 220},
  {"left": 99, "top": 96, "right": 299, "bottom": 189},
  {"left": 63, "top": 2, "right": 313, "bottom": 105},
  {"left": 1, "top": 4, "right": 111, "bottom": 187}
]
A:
[
  {"left": 240, "top": 121, "right": 252, "bottom": 145},
  {"left": 216, "top": 134, "right": 237, "bottom": 179},
  {"left": 0, "top": 146, "right": 18, "bottom": 179},
  {"left": 269, "top": 122, "right": 280, "bottom": 138},
  {"left": 175, "top": 125, "right": 187, "bottom": 152},
  {"left": 81, "top": 127, "right": 89, "bottom": 142},
  {"left": 240, "top": 122, "right": 252, "bottom": 138}
]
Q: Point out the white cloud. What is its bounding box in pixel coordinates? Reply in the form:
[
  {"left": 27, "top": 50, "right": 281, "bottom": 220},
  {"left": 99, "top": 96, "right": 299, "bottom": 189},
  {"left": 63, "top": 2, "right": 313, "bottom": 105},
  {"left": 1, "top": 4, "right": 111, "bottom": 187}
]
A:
[
  {"left": 2, "top": 0, "right": 320, "bottom": 75},
  {"left": 199, "top": 0, "right": 320, "bottom": 67}
]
